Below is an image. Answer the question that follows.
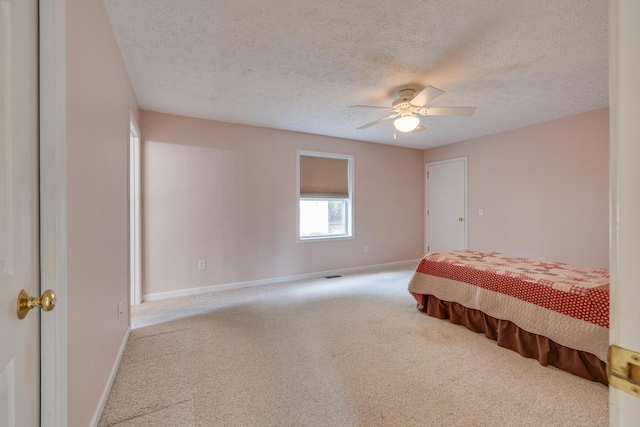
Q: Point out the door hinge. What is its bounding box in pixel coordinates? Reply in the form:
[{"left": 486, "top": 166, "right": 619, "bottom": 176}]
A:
[
  {"left": 427, "top": 210, "right": 429, "bottom": 215},
  {"left": 608, "top": 345, "right": 640, "bottom": 398},
  {"left": 426, "top": 171, "right": 429, "bottom": 179}
]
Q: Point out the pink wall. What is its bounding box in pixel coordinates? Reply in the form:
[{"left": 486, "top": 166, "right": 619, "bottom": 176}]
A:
[
  {"left": 66, "top": 0, "right": 139, "bottom": 425},
  {"left": 424, "top": 109, "right": 609, "bottom": 268},
  {"left": 141, "top": 111, "right": 424, "bottom": 296}
]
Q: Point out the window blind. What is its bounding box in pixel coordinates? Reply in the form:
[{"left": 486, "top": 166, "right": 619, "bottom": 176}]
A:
[{"left": 299, "top": 155, "right": 349, "bottom": 198}]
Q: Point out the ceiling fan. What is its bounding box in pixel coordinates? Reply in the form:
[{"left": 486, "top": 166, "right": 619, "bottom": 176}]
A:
[{"left": 352, "top": 86, "right": 476, "bottom": 133}]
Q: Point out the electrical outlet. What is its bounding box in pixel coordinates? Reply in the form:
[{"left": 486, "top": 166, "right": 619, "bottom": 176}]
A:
[
  {"left": 538, "top": 256, "right": 546, "bottom": 261},
  {"left": 364, "top": 246, "right": 369, "bottom": 254},
  {"left": 198, "top": 260, "right": 206, "bottom": 270},
  {"left": 118, "top": 300, "right": 123, "bottom": 319}
]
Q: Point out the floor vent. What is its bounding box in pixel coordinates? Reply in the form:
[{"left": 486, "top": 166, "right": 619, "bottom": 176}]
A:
[{"left": 324, "top": 275, "right": 342, "bottom": 279}]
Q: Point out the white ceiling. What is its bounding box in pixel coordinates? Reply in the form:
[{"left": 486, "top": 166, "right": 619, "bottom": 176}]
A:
[{"left": 103, "top": 0, "right": 608, "bottom": 149}]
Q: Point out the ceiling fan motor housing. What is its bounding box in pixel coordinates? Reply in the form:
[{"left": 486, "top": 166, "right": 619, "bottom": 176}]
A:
[
  {"left": 392, "top": 89, "right": 418, "bottom": 113},
  {"left": 398, "top": 89, "right": 416, "bottom": 99}
]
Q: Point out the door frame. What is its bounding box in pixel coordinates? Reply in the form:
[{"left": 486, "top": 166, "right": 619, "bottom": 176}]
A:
[
  {"left": 609, "top": 0, "right": 640, "bottom": 423},
  {"left": 32, "top": 0, "right": 638, "bottom": 425},
  {"left": 39, "top": 0, "right": 67, "bottom": 425},
  {"left": 424, "top": 156, "right": 468, "bottom": 253},
  {"left": 129, "top": 112, "right": 142, "bottom": 306}
]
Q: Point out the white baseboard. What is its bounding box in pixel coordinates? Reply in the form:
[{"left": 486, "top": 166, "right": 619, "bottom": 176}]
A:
[
  {"left": 143, "top": 259, "right": 419, "bottom": 302},
  {"left": 90, "top": 326, "right": 131, "bottom": 427}
]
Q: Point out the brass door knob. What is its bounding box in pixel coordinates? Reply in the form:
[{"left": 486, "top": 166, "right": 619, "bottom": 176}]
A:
[
  {"left": 459, "top": 217, "right": 465, "bottom": 222},
  {"left": 17, "top": 289, "right": 56, "bottom": 319}
]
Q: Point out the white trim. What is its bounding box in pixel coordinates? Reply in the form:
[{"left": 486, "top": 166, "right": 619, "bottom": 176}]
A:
[
  {"left": 296, "top": 150, "right": 355, "bottom": 243},
  {"left": 129, "top": 110, "right": 140, "bottom": 136},
  {"left": 610, "top": 0, "right": 640, "bottom": 424},
  {"left": 129, "top": 112, "right": 142, "bottom": 306},
  {"left": 424, "top": 167, "right": 428, "bottom": 254},
  {"left": 297, "top": 235, "right": 355, "bottom": 243},
  {"left": 39, "top": 0, "right": 67, "bottom": 426},
  {"left": 425, "top": 156, "right": 469, "bottom": 252},
  {"left": 143, "top": 259, "right": 419, "bottom": 301},
  {"left": 424, "top": 156, "right": 468, "bottom": 168},
  {"left": 296, "top": 149, "right": 355, "bottom": 160},
  {"left": 89, "top": 328, "right": 131, "bottom": 427}
]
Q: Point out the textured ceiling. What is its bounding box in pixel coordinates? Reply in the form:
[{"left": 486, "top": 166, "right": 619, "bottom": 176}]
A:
[{"left": 103, "top": 0, "right": 608, "bottom": 149}]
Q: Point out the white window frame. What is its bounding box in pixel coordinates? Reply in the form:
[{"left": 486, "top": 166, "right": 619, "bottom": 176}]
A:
[{"left": 296, "top": 150, "right": 354, "bottom": 243}]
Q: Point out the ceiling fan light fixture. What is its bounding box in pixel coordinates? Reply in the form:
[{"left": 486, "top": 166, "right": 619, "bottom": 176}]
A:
[{"left": 394, "top": 114, "right": 420, "bottom": 132}]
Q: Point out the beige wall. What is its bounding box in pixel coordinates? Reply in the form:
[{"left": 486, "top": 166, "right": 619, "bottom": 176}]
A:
[
  {"left": 424, "top": 108, "right": 609, "bottom": 268},
  {"left": 141, "top": 111, "right": 425, "bottom": 296},
  {"left": 66, "top": 0, "right": 139, "bottom": 425}
]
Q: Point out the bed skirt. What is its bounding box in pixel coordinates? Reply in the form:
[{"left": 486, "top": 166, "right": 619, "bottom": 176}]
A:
[{"left": 415, "top": 293, "right": 607, "bottom": 385}]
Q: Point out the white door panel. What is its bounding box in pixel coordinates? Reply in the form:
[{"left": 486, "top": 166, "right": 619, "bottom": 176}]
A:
[
  {"left": 610, "top": 0, "right": 640, "bottom": 423},
  {"left": 427, "top": 158, "right": 467, "bottom": 253},
  {"left": 0, "top": 0, "right": 40, "bottom": 425}
]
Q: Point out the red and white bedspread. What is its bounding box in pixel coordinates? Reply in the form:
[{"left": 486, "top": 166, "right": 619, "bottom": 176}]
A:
[{"left": 408, "top": 250, "right": 609, "bottom": 361}]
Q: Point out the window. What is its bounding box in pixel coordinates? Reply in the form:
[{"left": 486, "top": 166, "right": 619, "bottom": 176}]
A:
[{"left": 297, "top": 151, "right": 353, "bottom": 241}]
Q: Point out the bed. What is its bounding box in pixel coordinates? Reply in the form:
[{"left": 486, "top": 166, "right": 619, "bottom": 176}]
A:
[{"left": 407, "top": 250, "right": 609, "bottom": 384}]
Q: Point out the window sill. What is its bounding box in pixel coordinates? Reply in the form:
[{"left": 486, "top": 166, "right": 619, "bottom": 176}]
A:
[{"left": 297, "top": 235, "right": 354, "bottom": 243}]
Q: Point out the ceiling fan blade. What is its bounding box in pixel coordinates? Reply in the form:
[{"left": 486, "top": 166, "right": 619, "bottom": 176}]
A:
[
  {"left": 411, "top": 86, "right": 445, "bottom": 107},
  {"left": 423, "top": 107, "right": 476, "bottom": 116},
  {"left": 351, "top": 105, "right": 394, "bottom": 111},
  {"left": 357, "top": 113, "right": 399, "bottom": 129}
]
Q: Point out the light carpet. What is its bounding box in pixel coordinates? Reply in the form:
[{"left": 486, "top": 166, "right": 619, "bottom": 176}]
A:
[{"left": 99, "top": 265, "right": 608, "bottom": 426}]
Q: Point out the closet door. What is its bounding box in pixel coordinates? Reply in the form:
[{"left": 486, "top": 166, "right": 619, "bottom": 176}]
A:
[{"left": 426, "top": 158, "right": 467, "bottom": 253}]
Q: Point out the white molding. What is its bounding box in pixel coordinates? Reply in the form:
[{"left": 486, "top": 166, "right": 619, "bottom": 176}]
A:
[
  {"left": 297, "top": 235, "right": 356, "bottom": 243},
  {"left": 129, "top": 110, "right": 140, "bottom": 136},
  {"left": 89, "top": 328, "right": 131, "bottom": 427},
  {"left": 296, "top": 149, "right": 353, "bottom": 160},
  {"left": 143, "top": 259, "right": 419, "bottom": 301},
  {"left": 610, "top": 0, "right": 640, "bottom": 424},
  {"left": 129, "top": 112, "right": 142, "bottom": 305},
  {"left": 424, "top": 156, "right": 468, "bottom": 168},
  {"left": 39, "top": 0, "right": 67, "bottom": 426},
  {"left": 424, "top": 168, "right": 428, "bottom": 254}
]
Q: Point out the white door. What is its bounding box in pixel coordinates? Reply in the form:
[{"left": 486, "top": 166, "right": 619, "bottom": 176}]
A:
[
  {"left": 426, "top": 158, "right": 468, "bottom": 253},
  {"left": 609, "top": 0, "right": 640, "bottom": 424},
  {"left": 0, "top": 0, "right": 41, "bottom": 425}
]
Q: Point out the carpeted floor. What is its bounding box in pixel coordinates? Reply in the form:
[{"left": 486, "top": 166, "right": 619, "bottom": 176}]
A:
[{"left": 98, "top": 265, "right": 608, "bottom": 426}]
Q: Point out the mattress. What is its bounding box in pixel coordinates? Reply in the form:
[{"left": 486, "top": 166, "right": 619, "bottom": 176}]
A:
[{"left": 407, "top": 250, "right": 609, "bottom": 362}]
